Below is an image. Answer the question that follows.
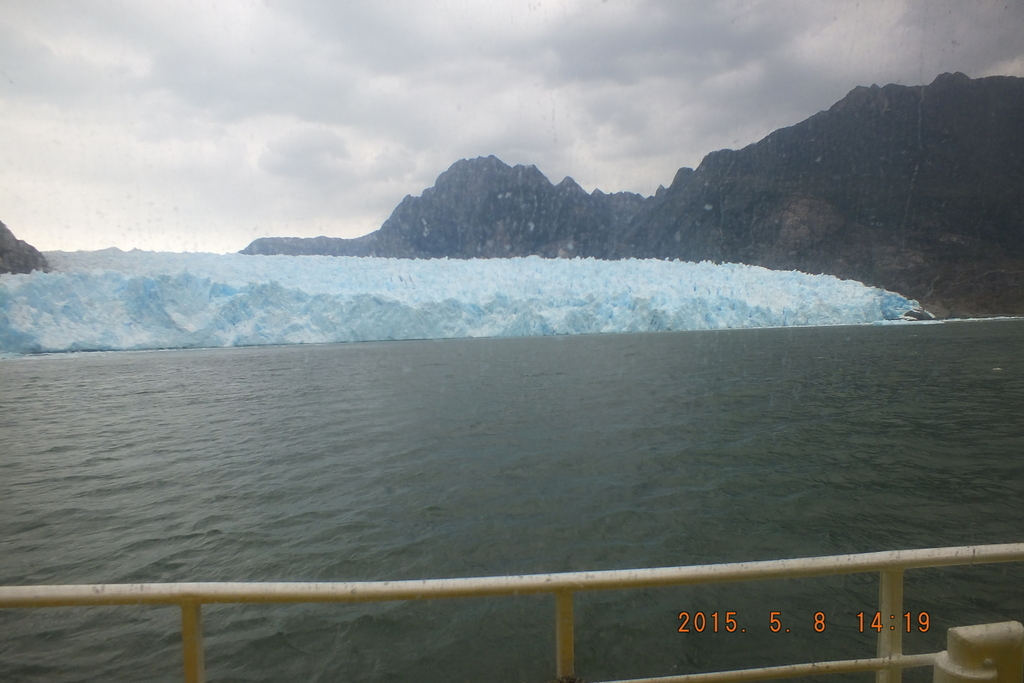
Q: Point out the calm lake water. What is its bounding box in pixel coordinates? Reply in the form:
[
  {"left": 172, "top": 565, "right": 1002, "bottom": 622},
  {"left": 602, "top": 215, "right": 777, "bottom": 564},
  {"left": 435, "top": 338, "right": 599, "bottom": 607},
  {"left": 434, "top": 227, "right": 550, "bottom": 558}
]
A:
[{"left": 2, "top": 320, "right": 1023, "bottom": 682}]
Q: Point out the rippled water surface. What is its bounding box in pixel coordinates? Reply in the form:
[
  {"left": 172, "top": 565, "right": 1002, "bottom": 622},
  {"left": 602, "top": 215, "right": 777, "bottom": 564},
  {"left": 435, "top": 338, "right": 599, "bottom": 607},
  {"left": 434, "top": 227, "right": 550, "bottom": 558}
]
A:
[{"left": 2, "top": 320, "right": 1023, "bottom": 682}]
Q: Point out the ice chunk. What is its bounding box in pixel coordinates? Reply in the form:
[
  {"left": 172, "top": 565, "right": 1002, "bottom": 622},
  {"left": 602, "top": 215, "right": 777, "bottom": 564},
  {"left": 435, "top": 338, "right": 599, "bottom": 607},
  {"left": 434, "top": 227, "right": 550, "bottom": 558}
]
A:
[{"left": 0, "top": 250, "right": 919, "bottom": 355}]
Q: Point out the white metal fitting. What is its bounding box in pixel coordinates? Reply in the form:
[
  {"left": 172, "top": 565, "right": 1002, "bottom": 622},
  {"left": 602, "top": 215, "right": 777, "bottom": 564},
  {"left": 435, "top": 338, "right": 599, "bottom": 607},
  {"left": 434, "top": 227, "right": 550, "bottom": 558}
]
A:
[{"left": 934, "top": 622, "right": 1024, "bottom": 683}]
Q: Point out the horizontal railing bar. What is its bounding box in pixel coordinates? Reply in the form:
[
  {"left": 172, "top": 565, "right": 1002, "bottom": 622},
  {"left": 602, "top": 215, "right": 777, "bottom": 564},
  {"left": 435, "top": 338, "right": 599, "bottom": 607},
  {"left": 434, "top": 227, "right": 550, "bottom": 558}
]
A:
[
  {"left": 597, "top": 653, "right": 939, "bottom": 683},
  {"left": 2, "top": 543, "right": 1021, "bottom": 609}
]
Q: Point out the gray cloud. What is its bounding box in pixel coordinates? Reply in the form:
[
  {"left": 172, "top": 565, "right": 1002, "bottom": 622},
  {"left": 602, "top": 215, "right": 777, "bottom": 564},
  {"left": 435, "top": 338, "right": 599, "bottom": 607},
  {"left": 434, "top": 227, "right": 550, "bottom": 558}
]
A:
[
  {"left": 260, "top": 127, "right": 352, "bottom": 184},
  {"left": 0, "top": 0, "right": 1021, "bottom": 253}
]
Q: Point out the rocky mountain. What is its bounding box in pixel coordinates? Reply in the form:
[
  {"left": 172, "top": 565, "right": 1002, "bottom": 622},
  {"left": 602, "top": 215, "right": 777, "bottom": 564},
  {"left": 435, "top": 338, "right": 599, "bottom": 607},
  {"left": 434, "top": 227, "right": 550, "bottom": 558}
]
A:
[
  {"left": 628, "top": 71, "right": 1024, "bottom": 317},
  {"left": 243, "top": 155, "right": 648, "bottom": 260},
  {"left": 0, "top": 221, "right": 49, "bottom": 275},
  {"left": 242, "top": 73, "right": 1024, "bottom": 317}
]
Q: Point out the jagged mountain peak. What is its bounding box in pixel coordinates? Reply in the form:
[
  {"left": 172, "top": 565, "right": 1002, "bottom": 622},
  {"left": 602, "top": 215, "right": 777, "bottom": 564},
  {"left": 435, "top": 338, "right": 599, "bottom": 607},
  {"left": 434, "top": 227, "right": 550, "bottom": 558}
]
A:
[
  {"left": 433, "top": 155, "right": 547, "bottom": 186},
  {"left": 372, "top": 155, "right": 645, "bottom": 258}
]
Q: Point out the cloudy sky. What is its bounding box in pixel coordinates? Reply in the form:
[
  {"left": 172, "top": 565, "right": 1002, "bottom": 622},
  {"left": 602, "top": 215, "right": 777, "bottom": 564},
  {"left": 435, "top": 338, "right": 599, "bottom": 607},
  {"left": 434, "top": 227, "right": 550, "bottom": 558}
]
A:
[{"left": 1, "top": 1, "right": 1022, "bottom": 253}]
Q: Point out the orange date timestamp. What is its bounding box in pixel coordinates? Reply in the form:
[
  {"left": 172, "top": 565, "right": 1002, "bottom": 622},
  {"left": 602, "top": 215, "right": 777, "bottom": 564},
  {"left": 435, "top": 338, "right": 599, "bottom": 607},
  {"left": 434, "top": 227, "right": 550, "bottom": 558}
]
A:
[{"left": 677, "top": 611, "right": 931, "bottom": 634}]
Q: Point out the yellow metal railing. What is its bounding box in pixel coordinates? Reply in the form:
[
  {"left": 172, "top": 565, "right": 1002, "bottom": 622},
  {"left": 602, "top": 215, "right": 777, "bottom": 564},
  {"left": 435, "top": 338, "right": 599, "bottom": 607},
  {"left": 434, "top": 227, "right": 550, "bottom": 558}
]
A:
[{"left": 2, "top": 543, "right": 1023, "bottom": 683}]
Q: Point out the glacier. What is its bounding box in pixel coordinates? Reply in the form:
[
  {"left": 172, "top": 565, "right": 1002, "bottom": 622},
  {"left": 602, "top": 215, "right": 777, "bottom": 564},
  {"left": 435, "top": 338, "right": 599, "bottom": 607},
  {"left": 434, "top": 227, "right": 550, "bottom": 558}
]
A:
[{"left": 0, "top": 250, "right": 920, "bottom": 356}]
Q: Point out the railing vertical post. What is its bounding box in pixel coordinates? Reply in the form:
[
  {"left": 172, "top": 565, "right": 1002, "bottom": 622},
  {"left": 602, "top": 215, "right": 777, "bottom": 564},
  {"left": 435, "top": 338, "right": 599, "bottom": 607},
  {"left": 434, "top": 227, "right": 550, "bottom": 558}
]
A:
[
  {"left": 876, "top": 568, "right": 904, "bottom": 683},
  {"left": 555, "top": 590, "right": 575, "bottom": 679},
  {"left": 181, "top": 601, "right": 206, "bottom": 683}
]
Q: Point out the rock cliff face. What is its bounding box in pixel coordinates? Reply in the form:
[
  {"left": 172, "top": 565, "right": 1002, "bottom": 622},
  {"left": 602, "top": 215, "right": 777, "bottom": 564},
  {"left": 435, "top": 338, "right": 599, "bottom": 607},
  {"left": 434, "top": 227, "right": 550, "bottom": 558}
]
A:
[
  {"left": 243, "top": 155, "right": 648, "bottom": 260},
  {"left": 242, "top": 73, "right": 1024, "bottom": 317},
  {"left": 630, "top": 71, "right": 1024, "bottom": 317},
  {"left": 0, "top": 221, "right": 49, "bottom": 275}
]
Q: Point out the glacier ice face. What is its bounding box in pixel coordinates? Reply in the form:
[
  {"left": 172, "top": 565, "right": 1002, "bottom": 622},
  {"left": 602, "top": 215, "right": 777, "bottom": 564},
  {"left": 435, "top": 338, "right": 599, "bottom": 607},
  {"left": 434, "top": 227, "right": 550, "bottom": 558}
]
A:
[{"left": 0, "top": 249, "right": 919, "bottom": 356}]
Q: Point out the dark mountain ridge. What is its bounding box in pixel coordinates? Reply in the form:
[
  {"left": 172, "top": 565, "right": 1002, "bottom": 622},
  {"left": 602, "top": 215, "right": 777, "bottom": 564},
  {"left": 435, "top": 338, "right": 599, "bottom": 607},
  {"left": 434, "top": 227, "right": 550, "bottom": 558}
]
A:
[
  {"left": 243, "top": 73, "right": 1024, "bottom": 316},
  {"left": 0, "top": 221, "right": 49, "bottom": 275},
  {"left": 244, "top": 155, "right": 649, "bottom": 260}
]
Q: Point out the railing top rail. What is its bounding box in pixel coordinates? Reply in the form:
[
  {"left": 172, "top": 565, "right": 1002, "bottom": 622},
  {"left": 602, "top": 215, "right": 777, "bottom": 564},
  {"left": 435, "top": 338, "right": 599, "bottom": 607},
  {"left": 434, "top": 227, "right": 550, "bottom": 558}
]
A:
[{"left": 2, "top": 542, "right": 1022, "bottom": 609}]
